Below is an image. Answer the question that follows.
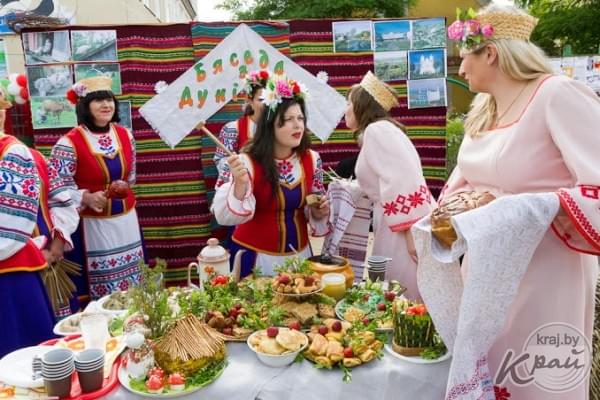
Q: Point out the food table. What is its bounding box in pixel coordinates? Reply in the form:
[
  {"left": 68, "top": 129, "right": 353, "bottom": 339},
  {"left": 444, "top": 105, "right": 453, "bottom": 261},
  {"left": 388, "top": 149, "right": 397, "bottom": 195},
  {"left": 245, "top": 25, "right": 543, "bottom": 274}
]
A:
[{"left": 109, "top": 342, "right": 450, "bottom": 400}]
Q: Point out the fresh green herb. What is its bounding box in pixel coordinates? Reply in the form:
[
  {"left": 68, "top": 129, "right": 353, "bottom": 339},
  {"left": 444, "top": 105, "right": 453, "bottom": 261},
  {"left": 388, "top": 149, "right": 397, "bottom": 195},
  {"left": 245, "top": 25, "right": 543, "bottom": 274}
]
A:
[{"left": 340, "top": 364, "right": 353, "bottom": 383}]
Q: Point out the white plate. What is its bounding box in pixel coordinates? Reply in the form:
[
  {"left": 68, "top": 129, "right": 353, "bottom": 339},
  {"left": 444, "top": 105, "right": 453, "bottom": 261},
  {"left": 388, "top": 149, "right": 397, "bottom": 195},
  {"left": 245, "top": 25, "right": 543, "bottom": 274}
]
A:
[
  {"left": 272, "top": 286, "right": 323, "bottom": 298},
  {"left": 53, "top": 313, "right": 84, "bottom": 336},
  {"left": 384, "top": 343, "right": 451, "bottom": 364},
  {"left": 0, "top": 346, "right": 54, "bottom": 388},
  {"left": 117, "top": 361, "right": 224, "bottom": 398},
  {"left": 97, "top": 294, "right": 129, "bottom": 317}
]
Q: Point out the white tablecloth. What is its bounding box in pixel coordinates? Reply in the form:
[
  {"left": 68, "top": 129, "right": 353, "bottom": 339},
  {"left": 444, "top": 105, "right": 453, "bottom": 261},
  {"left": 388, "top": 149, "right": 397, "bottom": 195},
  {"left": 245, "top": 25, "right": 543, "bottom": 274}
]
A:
[{"left": 109, "top": 342, "right": 450, "bottom": 400}]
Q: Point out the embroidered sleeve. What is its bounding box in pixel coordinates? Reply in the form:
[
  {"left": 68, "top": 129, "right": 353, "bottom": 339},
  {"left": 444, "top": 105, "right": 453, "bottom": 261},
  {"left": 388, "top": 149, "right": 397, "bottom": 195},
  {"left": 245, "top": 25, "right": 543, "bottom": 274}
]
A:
[
  {"left": 211, "top": 154, "right": 256, "bottom": 225},
  {"left": 0, "top": 143, "right": 40, "bottom": 260},
  {"left": 46, "top": 157, "right": 79, "bottom": 251},
  {"left": 547, "top": 78, "right": 600, "bottom": 254},
  {"left": 125, "top": 127, "right": 137, "bottom": 185},
  {"left": 311, "top": 150, "right": 325, "bottom": 194},
  {"left": 357, "top": 121, "right": 436, "bottom": 232},
  {"left": 49, "top": 136, "right": 84, "bottom": 209},
  {"left": 213, "top": 121, "right": 239, "bottom": 176}
]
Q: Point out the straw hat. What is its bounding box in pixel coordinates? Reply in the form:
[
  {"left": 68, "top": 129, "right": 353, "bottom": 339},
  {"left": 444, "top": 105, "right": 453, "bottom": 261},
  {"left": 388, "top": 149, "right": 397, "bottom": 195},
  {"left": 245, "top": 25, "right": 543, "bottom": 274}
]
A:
[
  {"left": 77, "top": 76, "right": 113, "bottom": 95},
  {"left": 359, "top": 71, "right": 399, "bottom": 112},
  {"left": 478, "top": 11, "right": 537, "bottom": 41}
]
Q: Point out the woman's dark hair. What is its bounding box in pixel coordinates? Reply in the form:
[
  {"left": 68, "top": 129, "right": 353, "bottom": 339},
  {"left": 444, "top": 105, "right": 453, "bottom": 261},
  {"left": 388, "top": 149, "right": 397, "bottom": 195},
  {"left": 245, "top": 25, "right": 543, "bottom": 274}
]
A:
[
  {"left": 243, "top": 85, "right": 263, "bottom": 116},
  {"left": 243, "top": 97, "right": 311, "bottom": 192},
  {"left": 76, "top": 90, "right": 120, "bottom": 132},
  {"left": 348, "top": 84, "right": 404, "bottom": 140}
]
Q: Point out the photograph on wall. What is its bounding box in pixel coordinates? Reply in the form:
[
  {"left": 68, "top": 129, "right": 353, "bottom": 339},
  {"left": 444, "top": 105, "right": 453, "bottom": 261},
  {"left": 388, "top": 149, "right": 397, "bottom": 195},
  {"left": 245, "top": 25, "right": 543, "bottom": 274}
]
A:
[
  {"left": 407, "top": 78, "right": 447, "bottom": 109},
  {"left": 374, "top": 51, "right": 408, "bottom": 81},
  {"left": 22, "top": 30, "right": 71, "bottom": 65},
  {"left": 30, "top": 96, "right": 77, "bottom": 130},
  {"left": 74, "top": 63, "right": 122, "bottom": 94},
  {"left": 373, "top": 20, "right": 411, "bottom": 52},
  {"left": 71, "top": 30, "right": 118, "bottom": 62},
  {"left": 117, "top": 100, "right": 132, "bottom": 130},
  {"left": 26, "top": 64, "right": 73, "bottom": 97},
  {"left": 411, "top": 18, "right": 446, "bottom": 49},
  {"left": 332, "top": 20, "right": 372, "bottom": 52},
  {"left": 408, "top": 49, "right": 447, "bottom": 80}
]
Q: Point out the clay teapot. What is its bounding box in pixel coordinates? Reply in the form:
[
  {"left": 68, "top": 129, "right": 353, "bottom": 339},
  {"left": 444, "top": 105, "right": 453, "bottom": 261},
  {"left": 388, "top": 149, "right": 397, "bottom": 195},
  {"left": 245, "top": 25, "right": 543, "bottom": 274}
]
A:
[{"left": 187, "top": 238, "right": 244, "bottom": 289}]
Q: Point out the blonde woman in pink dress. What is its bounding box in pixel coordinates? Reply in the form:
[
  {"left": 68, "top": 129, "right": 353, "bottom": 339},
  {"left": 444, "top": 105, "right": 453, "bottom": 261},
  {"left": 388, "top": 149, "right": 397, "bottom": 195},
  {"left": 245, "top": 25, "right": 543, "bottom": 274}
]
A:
[
  {"left": 441, "top": 4, "right": 600, "bottom": 399},
  {"left": 348, "top": 72, "right": 436, "bottom": 300}
]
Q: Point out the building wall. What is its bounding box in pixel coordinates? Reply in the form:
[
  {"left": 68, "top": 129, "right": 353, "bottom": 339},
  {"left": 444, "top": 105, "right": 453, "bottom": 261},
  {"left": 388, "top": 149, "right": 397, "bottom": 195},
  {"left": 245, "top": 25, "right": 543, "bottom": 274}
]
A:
[
  {"left": 142, "top": 0, "right": 196, "bottom": 22},
  {"left": 3, "top": 0, "right": 161, "bottom": 74}
]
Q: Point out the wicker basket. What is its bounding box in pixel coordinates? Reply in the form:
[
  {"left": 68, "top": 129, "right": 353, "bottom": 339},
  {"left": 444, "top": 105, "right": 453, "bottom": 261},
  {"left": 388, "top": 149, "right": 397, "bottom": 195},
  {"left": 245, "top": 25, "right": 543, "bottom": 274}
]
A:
[{"left": 391, "top": 340, "right": 425, "bottom": 357}]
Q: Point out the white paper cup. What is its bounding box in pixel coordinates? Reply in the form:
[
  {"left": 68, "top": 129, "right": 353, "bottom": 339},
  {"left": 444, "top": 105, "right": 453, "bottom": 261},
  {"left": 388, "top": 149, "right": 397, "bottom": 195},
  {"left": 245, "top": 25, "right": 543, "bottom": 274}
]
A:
[{"left": 80, "top": 314, "right": 109, "bottom": 350}]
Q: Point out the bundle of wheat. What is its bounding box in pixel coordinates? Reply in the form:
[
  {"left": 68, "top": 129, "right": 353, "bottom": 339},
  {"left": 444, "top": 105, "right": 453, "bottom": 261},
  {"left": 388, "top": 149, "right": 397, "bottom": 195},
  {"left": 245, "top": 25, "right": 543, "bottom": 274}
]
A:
[
  {"left": 154, "top": 314, "right": 226, "bottom": 375},
  {"left": 40, "top": 259, "right": 81, "bottom": 314}
]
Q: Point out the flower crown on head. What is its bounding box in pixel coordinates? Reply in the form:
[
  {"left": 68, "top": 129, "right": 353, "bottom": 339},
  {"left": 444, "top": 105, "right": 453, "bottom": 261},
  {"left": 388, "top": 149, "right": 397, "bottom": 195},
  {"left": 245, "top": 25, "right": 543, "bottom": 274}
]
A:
[
  {"left": 244, "top": 69, "right": 270, "bottom": 95},
  {"left": 260, "top": 74, "right": 309, "bottom": 112},
  {"left": 447, "top": 8, "right": 494, "bottom": 50},
  {"left": 447, "top": 7, "right": 538, "bottom": 51}
]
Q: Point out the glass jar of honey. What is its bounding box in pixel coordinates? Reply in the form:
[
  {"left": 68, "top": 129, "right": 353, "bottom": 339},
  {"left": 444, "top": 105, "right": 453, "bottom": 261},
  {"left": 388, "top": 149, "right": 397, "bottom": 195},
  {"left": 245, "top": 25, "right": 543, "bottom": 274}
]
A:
[{"left": 321, "top": 273, "right": 347, "bottom": 300}]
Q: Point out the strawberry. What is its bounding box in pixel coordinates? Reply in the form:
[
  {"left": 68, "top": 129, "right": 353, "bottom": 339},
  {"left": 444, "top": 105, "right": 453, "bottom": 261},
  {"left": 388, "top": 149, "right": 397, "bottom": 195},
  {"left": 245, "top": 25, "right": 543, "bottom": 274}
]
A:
[
  {"left": 278, "top": 274, "right": 290, "bottom": 285},
  {"left": 363, "top": 294, "right": 370, "bottom": 301},
  {"left": 229, "top": 308, "right": 239, "bottom": 319},
  {"left": 146, "top": 375, "right": 163, "bottom": 391},
  {"left": 318, "top": 326, "right": 328, "bottom": 335},
  {"left": 343, "top": 347, "right": 354, "bottom": 358},
  {"left": 304, "top": 276, "right": 315, "bottom": 286},
  {"left": 362, "top": 317, "right": 370, "bottom": 325},
  {"left": 267, "top": 326, "right": 279, "bottom": 338},
  {"left": 234, "top": 303, "right": 243, "bottom": 310},
  {"left": 376, "top": 303, "right": 386, "bottom": 311},
  {"left": 288, "top": 321, "right": 301, "bottom": 331},
  {"left": 222, "top": 327, "right": 233, "bottom": 336},
  {"left": 384, "top": 291, "right": 396, "bottom": 302},
  {"left": 211, "top": 275, "right": 228, "bottom": 286},
  {"left": 168, "top": 373, "right": 185, "bottom": 385},
  {"left": 331, "top": 321, "right": 342, "bottom": 332},
  {"left": 148, "top": 367, "right": 165, "bottom": 379}
]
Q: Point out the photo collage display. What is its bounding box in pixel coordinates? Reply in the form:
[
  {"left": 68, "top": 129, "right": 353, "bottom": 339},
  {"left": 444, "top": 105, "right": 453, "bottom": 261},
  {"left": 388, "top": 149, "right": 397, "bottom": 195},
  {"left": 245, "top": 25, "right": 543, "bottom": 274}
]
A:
[
  {"left": 332, "top": 18, "right": 448, "bottom": 109},
  {"left": 22, "top": 30, "right": 131, "bottom": 130}
]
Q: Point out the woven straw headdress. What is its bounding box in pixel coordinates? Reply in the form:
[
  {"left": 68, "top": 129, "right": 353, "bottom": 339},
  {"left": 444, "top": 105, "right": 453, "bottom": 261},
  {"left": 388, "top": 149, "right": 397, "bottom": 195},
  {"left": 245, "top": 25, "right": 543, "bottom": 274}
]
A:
[{"left": 359, "top": 71, "right": 399, "bottom": 112}]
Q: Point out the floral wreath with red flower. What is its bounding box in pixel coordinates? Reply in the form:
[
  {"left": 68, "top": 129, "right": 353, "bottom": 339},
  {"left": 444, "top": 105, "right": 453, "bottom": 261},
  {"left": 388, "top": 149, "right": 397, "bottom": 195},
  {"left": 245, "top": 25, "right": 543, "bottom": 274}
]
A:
[
  {"left": 260, "top": 74, "right": 308, "bottom": 116},
  {"left": 65, "top": 82, "right": 88, "bottom": 105},
  {"left": 447, "top": 7, "right": 494, "bottom": 51},
  {"left": 244, "top": 69, "right": 270, "bottom": 95}
]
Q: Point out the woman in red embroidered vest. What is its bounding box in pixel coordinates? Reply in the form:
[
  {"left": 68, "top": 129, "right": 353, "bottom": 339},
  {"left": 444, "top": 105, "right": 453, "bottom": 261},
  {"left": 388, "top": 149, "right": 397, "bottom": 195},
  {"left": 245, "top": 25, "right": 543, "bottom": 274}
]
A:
[
  {"left": 31, "top": 147, "right": 79, "bottom": 319},
  {"left": 432, "top": 4, "right": 600, "bottom": 399},
  {"left": 347, "top": 71, "right": 436, "bottom": 300},
  {"left": 49, "top": 76, "right": 144, "bottom": 302},
  {"left": 213, "top": 69, "right": 269, "bottom": 179},
  {"left": 212, "top": 75, "right": 330, "bottom": 277},
  {"left": 0, "top": 92, "right": 55, "bottom": 357}
]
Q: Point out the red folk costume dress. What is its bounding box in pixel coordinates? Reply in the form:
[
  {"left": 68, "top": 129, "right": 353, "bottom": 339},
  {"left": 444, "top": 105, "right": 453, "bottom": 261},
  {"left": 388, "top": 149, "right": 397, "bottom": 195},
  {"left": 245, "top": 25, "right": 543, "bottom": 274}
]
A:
[
  {"left": 49, "top": 123, "right": 143, "bottom": 300},
  {"left": 31, "top": 149, "right": 79, "bottom": 319},
  {"left": 212, "top": 150, "right": 329, "bottom": 277},
  {"left": 0, "top": 134, "right": 55, "bottom": 357}
]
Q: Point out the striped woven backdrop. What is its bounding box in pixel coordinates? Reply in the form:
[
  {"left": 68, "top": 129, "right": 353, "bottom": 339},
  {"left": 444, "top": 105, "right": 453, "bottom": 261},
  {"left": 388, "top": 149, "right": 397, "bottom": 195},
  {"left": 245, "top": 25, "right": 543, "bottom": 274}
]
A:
[{"left": 31, "top": 25, "right": 211, "bottom": 285}]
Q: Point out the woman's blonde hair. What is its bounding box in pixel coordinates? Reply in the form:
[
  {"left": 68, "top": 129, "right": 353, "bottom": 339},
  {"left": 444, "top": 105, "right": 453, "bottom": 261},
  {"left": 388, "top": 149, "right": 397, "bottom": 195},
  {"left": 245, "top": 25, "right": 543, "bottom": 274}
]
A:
[{"left": 464, "top": 4, "right": 553, "bottom": 137}]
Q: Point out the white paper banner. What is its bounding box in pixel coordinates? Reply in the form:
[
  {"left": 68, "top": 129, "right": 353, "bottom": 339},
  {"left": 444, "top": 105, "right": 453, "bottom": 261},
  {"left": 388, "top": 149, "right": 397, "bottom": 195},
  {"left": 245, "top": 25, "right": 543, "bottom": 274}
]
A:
[{"left": 139, "top": 24, "right": 346, "bottom": 148}]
